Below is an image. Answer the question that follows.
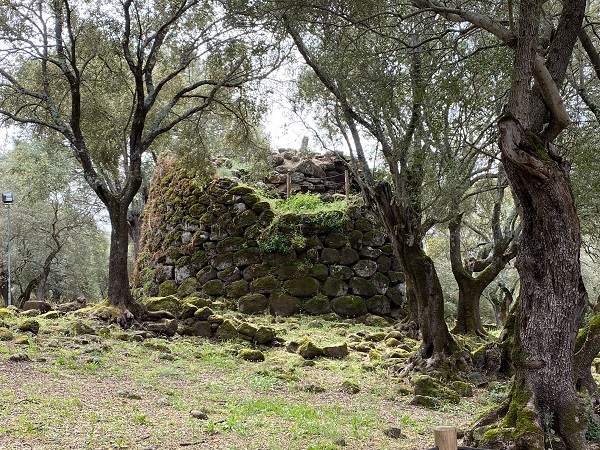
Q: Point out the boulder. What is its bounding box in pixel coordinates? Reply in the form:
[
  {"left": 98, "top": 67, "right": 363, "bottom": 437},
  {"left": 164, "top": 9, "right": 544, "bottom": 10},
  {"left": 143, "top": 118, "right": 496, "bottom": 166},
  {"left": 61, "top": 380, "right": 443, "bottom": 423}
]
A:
[
  {"left": 331, "top": 295, "right": 368, "bottom": 318},
  {"left": 297, "top": 338, "right": 324, "bottom": 359},
  {"left": 352, "top": 260, "right": 378, "bottom": 278},
  {"left": 284, "top": 277, "right": 320, "bottom": 297},
  {"left": 238, "top": 349, "right": 265, "bottom": 362},
  {"left": 202, "top": 279, "right": 225, "bottom": 296},
  {"left": 18, "top": 319, "right": 40, "bottom": 335},
  {"left": 254, "top": 326, "right": 276, "bottom": 344},
  {"left": 238, "top": 294, "right": 268, "bottom": 315},
  {"left": 226, "top": 280, "right": 249, "bottom": 298},
  {"left": 303, "top": 294, "right": 331, "bottom": 315},
  {"left": 322, "top": 278, "right": 349, "bottom": 297},
  {"left": 295, "top": 160, "right": 326, "bottom": 177},
  {"left": 269, "top": 292, "right": 301, "bottom": 317},
  {"left": 365, "top": 295, "right": 391, "bottom": 316},
  {"left": 323, "top": 342, "right": 349, "bottom": 359},
  {"left": 349, "top": 278, "right": 378, "bottom": 297},
  {"left": 22, "top": 300, "right": 52, "bottom": 314},
  {"left": 179, "top": 321, "right": 213, "bottom": 338},
  {"left": 144, "top": 295, "right": 184, "bottom": 317},
  {"left": 145, "top": 319, "right": 178, "bottom": 337},
  {"left": 250, "top": 276, "right": 279, "bottom": 294},
  {"left": 215, "top": 319, "right": 239, "bottom": 340}
]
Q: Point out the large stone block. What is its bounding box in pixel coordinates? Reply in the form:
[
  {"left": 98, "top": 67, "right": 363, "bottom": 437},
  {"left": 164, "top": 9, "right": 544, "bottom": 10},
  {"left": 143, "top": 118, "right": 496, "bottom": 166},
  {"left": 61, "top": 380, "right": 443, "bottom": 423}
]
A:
[{"left": 284, "top": 277, "right": 320, "bottom": 297}]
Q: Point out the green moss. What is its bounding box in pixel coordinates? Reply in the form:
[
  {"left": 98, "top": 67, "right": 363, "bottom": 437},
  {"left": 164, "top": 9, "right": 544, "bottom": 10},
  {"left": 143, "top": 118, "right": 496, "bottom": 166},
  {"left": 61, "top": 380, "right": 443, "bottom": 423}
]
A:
[
  {"left": 527, "top": 132, "right": 551, "bottom": 161},
  {"left": 158, "top": 280, "right": 178, "bottom": 296},
  {"left": 576, "top": 313, "right": 600, "bottom": 353}
]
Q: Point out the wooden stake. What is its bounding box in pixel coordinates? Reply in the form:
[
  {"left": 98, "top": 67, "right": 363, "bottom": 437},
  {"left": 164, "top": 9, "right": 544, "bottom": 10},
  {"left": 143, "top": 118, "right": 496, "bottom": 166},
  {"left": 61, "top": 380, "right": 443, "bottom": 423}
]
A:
[
  {"left": 434, "top": 426, "right": 458, "bottom": 450},
  {"left": 344, "top": 170, "right": 350, "bottom": 198},
  {"left": 286, "top": 173, "right": 291, "bottom": 200}
]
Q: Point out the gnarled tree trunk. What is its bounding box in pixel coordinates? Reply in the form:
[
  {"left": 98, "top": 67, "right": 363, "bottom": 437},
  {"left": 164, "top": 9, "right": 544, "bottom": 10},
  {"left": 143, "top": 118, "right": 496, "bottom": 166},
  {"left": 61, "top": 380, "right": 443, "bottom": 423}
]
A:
[{"left": 369, "top": 182, "right": 454, "bottom": 361}]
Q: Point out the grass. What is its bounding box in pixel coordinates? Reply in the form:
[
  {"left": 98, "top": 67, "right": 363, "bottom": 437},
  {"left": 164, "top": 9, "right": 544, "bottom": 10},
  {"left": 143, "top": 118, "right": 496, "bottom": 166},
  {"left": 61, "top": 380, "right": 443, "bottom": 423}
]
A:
[{"left": 0, "top": 312, "right": 497, "bottom": 450}]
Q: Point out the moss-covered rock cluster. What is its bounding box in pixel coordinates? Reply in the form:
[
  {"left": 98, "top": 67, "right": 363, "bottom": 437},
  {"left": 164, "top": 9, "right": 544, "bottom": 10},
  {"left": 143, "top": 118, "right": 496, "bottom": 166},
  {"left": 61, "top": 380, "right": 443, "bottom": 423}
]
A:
[
  {"left": 133, "top": 154, "right": 407, "bottom": 320},
  {"left": 141, "top": 295, "right": 276, "bottom": 344}
]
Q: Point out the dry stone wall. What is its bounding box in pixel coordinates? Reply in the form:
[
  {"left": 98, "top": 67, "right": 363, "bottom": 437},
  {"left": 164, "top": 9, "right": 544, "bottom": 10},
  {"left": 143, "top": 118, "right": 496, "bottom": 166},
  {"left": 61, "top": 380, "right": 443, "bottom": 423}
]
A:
[{"left": 133, "top": 154, "right": 406, "bottom": 319}]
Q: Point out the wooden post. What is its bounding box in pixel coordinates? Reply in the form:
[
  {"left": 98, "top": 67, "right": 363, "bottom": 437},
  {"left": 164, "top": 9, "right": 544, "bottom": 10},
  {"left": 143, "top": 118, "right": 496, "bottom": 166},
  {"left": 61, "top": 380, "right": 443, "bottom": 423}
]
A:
[
  {"left": 434, "top": 426, "right": 458, "bottom": 450},
  {"left": 286, "top": 173, "right": 291, "bottom": 200},
  {"left": 344, "top": 170, "right": 350, "bottom": 198}
]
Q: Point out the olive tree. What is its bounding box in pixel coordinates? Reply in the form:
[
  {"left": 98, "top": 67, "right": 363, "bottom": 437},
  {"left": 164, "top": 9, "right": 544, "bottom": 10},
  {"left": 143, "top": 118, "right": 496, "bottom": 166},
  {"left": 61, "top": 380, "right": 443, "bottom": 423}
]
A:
[{"left": 0, "top": 0, "right": 278, "bottom": 321}]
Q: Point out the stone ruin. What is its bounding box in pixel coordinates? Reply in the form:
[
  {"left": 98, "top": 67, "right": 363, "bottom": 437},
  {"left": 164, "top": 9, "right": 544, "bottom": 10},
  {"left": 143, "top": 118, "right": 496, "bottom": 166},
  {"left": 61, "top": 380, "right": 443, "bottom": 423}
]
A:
[{"left": 132, "top": 152, "right": 405, "bottom": 321}]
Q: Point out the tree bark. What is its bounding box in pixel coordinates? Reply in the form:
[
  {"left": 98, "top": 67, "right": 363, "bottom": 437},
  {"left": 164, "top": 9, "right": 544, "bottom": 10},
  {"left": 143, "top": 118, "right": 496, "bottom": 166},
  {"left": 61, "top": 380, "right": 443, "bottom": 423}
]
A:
[
  {"left": 498, "top": 117, "right": 587, "bottom": 448},
  {"left": 369, "top": 182, "right": 453, "bottom": 359},
  {"left": 449, "top": 211, "right": 518, "bottom": 337},
  {"left": 107, "top": 201, "right": 137, "bottom": 312}
]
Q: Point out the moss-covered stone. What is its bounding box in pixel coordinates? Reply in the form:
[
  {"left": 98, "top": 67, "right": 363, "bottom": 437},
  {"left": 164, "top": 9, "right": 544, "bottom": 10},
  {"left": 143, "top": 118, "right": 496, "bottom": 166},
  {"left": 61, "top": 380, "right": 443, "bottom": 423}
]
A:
[
  {"left": 323, "top": 342, "right": 349, "bottom": 359},
  {"left": 269, "top": 292, "right": 301, "bottom": 317},
  {"left": 238, "top": 348, "right": 265, "bottom": 362},
  {"left": 412, "top": 375, "right": 459, "bottom": 404},
  {"left": 363, "top": 230, "right": 386, "bottom": 247},
  {"left": 354, "top": 217, "right": 372, "bottom": 232},
  {"left": 341, "top": 380, "right": 360, "bottom": 394},
  {"left": 177, "top": 277, "right": 199, "bottom": 298},
  {"left": 215, "top": 319, "right": 239, "bottom": 340},
  {"left": 202, "top": 279, "right": 225, "bottom": 296},
  {"left": 242, "top": 193, "right": 261, "bottom": 206},
  {"left": 330, "top": 265, "right": 353, "bottom": 280},
  {"left": 376, "top": 255, "right": 393, "bottom": 273},
  {"left": 211, "top": 253, "right": 233, "bottom": 271},
  {"left": 71, "top": 320, "right": 96, "bottom": 336},
  {"left": 322, "top": 277, "right": 349, "bottom": 297},
  {"left": 145, "top": 319, "right": 178, "bottom": 337},
  {"left": 184, "top": 296, "right": 213, "bottom": 309},
  {"left": 194, "top": 306, "right": 215, "bottom": 321},
  {"left": 320, "top": 248, "right": 340, "bottom": 264},
  {"left": 297, "top": 337, "right": 324, "bottom": 359},
  {"left": 386, "top": 285, "right": 405, "bottom": 306},
  {"left": 190, "top": 250, "right": 207, "bottom": 266},
  {"left": 352, "top": 260, "right": 378, "bottom": 277},
  {"left": 349, "top": 278, "right": 377, "bottom": 297},
  {"left": 226, "top": 279, "right": 249, "bottom": 298},
  {"left": 310, "top": 264, "right": 329, "bottom": 281},
  {"left": 238, "top": 293, "right": 268, "bottom": 315},
  {"left": 216, "top": 237, "right": 245, "bottom": 254},
  {"left": 339, "top": 248, "right": 360, "bottom": 265},
  {"left": 196, "top": 266, "right": 217, "bottom": 284},
  {"left": 304, "top": 294, "right": 331, "bottom": 315},
  {"left": 217, "top": 266, "right": 242, "bottom": 283},
  {"left": 158, "top": 280, "right": 178, "bottom": 296},
  {"left": 0, "top": 327, "right": 13, "bottom": 341},
  {"left": 231, "top": 210, "right": 257, "bottom": 228},
  {"left": 242, "top": 264, "right": 270, "bottom": 281},
  {"left": 144, "top": 295, "right": 183, "bottom": 317},
  {"left": 372, "top": 273, "right": 390, "bottom": 295},
  {"left": 324, "top": 232, "right": 347, "bottom": 248},
  {"left": 233, "top": 248, "right": 262, "bottom": 267},
  {"left": 237, "top": 322, "right": 259, "bottom": 339},
  {"left": 179, "top": 321, "right": 213, "bottom": 337},
  {"left": 229, "top": 185, "right": 254, "bottom": 195},
  {"left": 250, "top": 276, "right": 279, "bottom": 294},
  {"left": 331, "top": 295, "right": 368, "bottom": 318},
  {"left": 451, "top": 381, "right": 474, "bottom": 397},
  {"left": 365, "top": 295, "right": 391, "bottom": 316},
  {"left": 251, "top": 200, "right": 272, "bottom": 213},
  {"left": 347, "top": 230, "right": 363, "bottom": 248},
  {"left": 363, "top": 314, "right": 391, "bottom": 327},
  {"left": 18, "top": 319, "right": 40, "bottom": 335},
  {"left": 254, "top": 326, "right": 275, "bottom": 344},
  {"left": 410, "top": 395, "right": 440, "bottom": 409},
  {"left": 284, "top": 277, "right": 320, "bottom": 297}
]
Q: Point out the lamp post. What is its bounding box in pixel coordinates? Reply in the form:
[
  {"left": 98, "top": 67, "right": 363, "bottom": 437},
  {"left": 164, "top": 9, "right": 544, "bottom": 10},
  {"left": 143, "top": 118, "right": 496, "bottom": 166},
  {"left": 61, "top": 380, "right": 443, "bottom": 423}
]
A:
[{"left": 2, "top": 193, "right": 12, "bottom": 307}]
